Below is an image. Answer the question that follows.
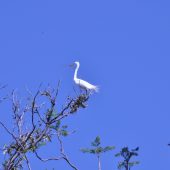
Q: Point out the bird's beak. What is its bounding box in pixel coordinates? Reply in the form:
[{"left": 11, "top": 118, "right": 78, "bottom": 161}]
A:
[{"left": 69, "top": 63, "right": 74, "bottom": 68}]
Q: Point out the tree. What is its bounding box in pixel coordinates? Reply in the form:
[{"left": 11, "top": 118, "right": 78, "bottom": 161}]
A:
[
  {"left": 81, "top": 136, "right": 115, "bottom": 170},
  {"left": 0, "top": 84, "right": 89, "bottom": 170},
  {"left": 115, "top": 147, "right": 139, "bottom": 170},
  {"left": 0, "top": 84, "right": 141, "bottom": 170}
]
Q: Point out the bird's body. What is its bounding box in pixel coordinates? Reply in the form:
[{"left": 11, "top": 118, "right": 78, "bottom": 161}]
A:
[{"left": 73, "top": 61, "right": 99, "bottom": 92}]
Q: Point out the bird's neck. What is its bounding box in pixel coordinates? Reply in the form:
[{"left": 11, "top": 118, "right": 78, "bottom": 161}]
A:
[{"left": 74, "top": 63, "right": 79, "bottom": 81}]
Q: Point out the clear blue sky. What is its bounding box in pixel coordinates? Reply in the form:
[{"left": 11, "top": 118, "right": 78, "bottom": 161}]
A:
[{"left": 0, "top": 0, "right": 170, "bottom": 169}]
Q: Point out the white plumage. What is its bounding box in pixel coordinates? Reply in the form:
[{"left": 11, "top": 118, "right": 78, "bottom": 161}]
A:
[{"left": 72, "top": 61, "right": 99, "bottom": 92}]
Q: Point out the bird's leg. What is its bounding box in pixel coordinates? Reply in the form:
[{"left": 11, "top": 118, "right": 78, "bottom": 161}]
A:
[
  {"left": 78, "top": 87, "right": 83, "bottom": 95},
  {"left": 73, "top": 86, "right": 78, "bottom": 97},
  {"left": 88, "top": 90, "right": 93, "bottom": 96}
]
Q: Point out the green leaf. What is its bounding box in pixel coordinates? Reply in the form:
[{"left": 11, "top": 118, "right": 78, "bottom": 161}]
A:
[
  {"left": 117, "top": 162, "right": 125, "bottom": 169},
  {"left": 80, "top": 148, "right": 96, "bottom": 154},
  {"left": 95, "top": 147, "right": 103, "bottom": 154},
  {"left": 103, "top": 146, "right": 115, "bottom": 152},
  {"left": 62, "top": 125, "right": 68, "bottom": 129},
  {"left": 128, "top": 161, "right": 140, "bottom": 167},
  {"left": 80, "top": 148, "right": 91, "bottom": 153},
  {"left": 56, "top": 120, "right": 61, "bottom": 129},
  {"left": 61, "top": 130, "right": 68, "bottom": 136},
  {"left": 115, "top": 153, "right": 121, "bottom": 157},
  {"left": 51, "top": 111, "right": 57, "bottom": 117},
  {"left": 91, "top": 136, "right": 101, "bottom": 147}
]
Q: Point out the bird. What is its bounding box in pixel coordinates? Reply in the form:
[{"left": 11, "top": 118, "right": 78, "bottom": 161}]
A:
[{"left": 70, "top": 61, "right": 99, "bottom": 93}]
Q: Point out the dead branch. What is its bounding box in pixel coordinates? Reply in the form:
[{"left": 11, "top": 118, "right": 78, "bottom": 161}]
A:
[{"left": 0, "top": 84, "right": 89, "bottom": 170}]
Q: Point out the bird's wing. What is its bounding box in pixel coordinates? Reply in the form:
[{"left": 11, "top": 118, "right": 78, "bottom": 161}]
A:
[{"left": 79, "top": 79, "right": 96, "bottom": 88}]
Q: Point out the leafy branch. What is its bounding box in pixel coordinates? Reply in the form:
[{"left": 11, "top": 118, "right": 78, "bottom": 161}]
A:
[
  {"left": 81, "top": 136, "right": 115, "bottom": 170},
  {"left": 0, "top": 85, "right": 89, "bottom": 170},
  {"left": 115, "top": 147, "right": 139, "bottom": 170}
]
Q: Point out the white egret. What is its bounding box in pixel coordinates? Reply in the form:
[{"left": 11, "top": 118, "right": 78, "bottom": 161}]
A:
[{"left": 70, "top": 61, "right": 99, "bottom": 93}]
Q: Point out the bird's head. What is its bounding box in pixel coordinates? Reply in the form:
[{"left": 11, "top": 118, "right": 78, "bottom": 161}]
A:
[{"left": 69, "top": 61, "right": 80, "bottom": 68}]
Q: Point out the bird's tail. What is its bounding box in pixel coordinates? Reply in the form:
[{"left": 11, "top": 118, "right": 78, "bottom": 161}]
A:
[{"left": 94, "top": 86, "right": 99, "bottom": 92}]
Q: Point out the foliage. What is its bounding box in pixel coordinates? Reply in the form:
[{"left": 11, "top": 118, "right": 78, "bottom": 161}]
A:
[
  {"left": 81, "top": 136, "right": 115, "bottom": 170},
  {"left": 115, "top": 147, "right": 139, "bottom": 170},
  {"left": 81, "top": 136, "right": 115, "bottom": 155},
  {"left": 0, "top": 85, "right": 141, "bottom": 170},
  {"left": 0, "top": 85, "right": 89, "bottom": 170}
]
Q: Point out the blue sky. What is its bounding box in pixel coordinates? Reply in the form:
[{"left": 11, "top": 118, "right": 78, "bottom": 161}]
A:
[{"left": 0, "top": 0, "right": 170, "bottom": 169}]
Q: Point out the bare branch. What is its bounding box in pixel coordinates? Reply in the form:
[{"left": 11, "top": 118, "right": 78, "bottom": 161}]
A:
[
  {"left": 57, "top": 131, "right": 79, "bottom": 170},
  {"left": 34, "top": 150, "right": 62, "bottom": 162},
  {"left": 24, "top": 154, "right": 32, "bottom": 170},
  {"left": 0, "top": 121, "right": 18, "bottom": 142},
  {"left": 0, "top": 85, "right": 89, "bottom": 170}
]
